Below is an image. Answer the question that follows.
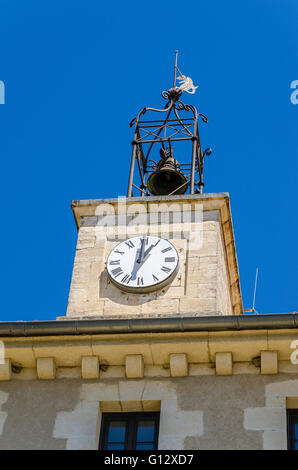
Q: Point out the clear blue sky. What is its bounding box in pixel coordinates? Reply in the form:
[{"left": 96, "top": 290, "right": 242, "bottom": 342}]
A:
[{"left": 0, "top": 0, "right": 297, "bottom": 321}]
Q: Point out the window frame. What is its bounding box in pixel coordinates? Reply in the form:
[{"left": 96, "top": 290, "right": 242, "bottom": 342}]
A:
[
  {"left": 287, "top": 409, "right": 298, "bottom": 450},
  {"left": 98, "top": 411, "right": 160, "bottom": 450}
]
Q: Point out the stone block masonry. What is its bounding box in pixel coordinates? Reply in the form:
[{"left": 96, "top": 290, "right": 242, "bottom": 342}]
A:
[{"left": 64, "top": 194, "right": 242, "bottom": 319}]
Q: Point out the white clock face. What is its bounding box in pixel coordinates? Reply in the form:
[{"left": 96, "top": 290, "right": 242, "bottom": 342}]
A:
[{"left": 106, "top": 235, "right": 179, "bottom": 293}]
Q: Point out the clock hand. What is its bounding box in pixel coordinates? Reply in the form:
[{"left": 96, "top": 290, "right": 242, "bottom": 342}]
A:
[
  {"left": 130, "top": 235, "right": 147, "bottom": 280},
  {"left": 137, "top": 234, "right": 147, "bottom": 264},
  {"left": 133, "top": 239, "right": 159, "bottom": 275},
  {"left": 132, "top": 237, "right": 159, "bottom": 279},
  {"left": 131, "top": 251, "right": 152, "bottom": 282},
  {"left": 141, "top": 238, "right": 160, "bottom": 260},
  {"left": 142, "top": 244, "right": 154, "bottom": 260}
]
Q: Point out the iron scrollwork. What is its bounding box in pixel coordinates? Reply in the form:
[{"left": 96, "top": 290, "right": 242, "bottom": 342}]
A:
[{"left": 127, "top": 87, "right": 212, "bottom": 197}]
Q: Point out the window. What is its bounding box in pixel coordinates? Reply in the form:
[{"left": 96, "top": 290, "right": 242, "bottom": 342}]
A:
[
  {"left": 99, "top": 412, "right": 160, "bottom": 450},
  {"left": 287, "top": 410, "right": 298, "bottom": 450}
]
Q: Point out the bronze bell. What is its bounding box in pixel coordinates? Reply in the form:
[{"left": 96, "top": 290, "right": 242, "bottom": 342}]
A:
[{"left": 147, "top": 148, "right": 188, "bottom": 196}]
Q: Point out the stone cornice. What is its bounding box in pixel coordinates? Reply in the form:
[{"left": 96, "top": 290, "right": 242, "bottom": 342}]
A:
[
  {"left": 1, "top": 324, "right": 298, "bottom": 380},
  {"left": 71, "top": 192, "right": 230, "bottom": 229}
]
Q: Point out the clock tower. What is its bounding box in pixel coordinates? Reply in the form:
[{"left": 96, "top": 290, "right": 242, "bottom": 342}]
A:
[{"left": 60, "top": 63, "right": 243, "bottom": 320}]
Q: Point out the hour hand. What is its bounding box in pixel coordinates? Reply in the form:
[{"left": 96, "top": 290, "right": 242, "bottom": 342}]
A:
[{"left": 137, "top": 234, "right": 147, "bottom": 264}]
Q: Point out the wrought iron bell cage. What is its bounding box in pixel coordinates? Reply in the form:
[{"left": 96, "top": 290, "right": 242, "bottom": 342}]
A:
[{"left": 127, "top": 86, "right": 212, "bottom": 198}]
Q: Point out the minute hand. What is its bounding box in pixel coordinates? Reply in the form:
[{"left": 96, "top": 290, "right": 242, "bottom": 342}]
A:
[
  {"left": 137, "top": 234, "right": 147, "bottom": 264},
  {"left": 141, "top": 239, "right": 160, "bottom": 262}
]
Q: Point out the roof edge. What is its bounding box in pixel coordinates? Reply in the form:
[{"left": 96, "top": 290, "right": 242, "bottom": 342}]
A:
[{"left": 0, "top": 314, "right": 297, "bottom": 337}]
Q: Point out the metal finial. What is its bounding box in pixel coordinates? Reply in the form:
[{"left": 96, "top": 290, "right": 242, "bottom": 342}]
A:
[{"left": 173, "top": 50, "right": 178, "bottom": 88}]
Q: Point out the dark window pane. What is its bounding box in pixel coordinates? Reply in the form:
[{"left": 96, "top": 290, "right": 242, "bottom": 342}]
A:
[
  {"left": 294, "top": 423, "right": 298, "bottom": 439},
  {"left": 107, "top": 443, "right": 125, "bottom": 450},
  {"left": 100, "top": 412, "right": 159, "bottom": 451},
  {"left": 136, "top": 420, "right": 155, "bottom": 442},
  {"left": 107, "top": 421, "right": 126, "bottom": 442},
  {"left": 136, "top": 443, "right": 154, "bottom": 450}
]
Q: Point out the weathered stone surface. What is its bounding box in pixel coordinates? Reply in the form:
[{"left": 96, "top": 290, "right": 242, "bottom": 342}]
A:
[
  {"left": 65, "top": 195, "right": 242, "bottom": 319},
  {"left": 215, "top": 352, "right": 233, "bottom": 376},
  {"left": 261, "top": 351, "right": 278, "bottom": 375},
  {"left": 0, "top": 371, "right": 298, "bottom": 449},
  {"left": 170, "top": 354, "right": 188, "bottom": 377},
  {"left": 141, "top": 298, "right": 179, "bottom": 315},
  {"left": 179, "top": 298, "right": 216, "bottom": 313},
  {"left": 81, "top": 356, "right": 100, "bottom": 379},
  {"left": 0, "top": 360, "right": 11, "bottom": 381},
  {"left": 36, "top": 358, "right": 56, "bottom": 380},
  {"left": 125, "top": 355, "right": 144, "bottom": 378}
]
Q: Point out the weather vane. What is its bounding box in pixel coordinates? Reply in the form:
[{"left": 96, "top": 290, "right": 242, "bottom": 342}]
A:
[
  {"left": 127, "top": 51, "right": 212, "bottom": 198},
  {"left": 173, "top": 50, "right": 198, "bottom": 94}
]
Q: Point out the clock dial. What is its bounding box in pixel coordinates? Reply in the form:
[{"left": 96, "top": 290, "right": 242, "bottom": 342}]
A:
[{"left": 106, "top": 235, "right": 179, "bottom": 293}]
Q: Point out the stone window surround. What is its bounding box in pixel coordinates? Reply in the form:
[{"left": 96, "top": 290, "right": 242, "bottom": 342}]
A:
[
  {"left": 53, "top": 380, "right": 204, "bottom": 450},
  {"left": 244, "top": 379, "right": 298, "bottom": 450},
  {"left": 53, "top": 379, "right": 298, "bottom": 450}
]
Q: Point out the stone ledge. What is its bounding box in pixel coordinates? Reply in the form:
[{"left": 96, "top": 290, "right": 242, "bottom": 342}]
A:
[
  {"left": 2, "top": 360, "right": 298, "bottom": 381},
  {"left": 100, "top": 400, "right": 161, "bottom": 412}
]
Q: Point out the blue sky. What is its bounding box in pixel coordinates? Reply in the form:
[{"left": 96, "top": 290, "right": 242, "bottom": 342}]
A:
[{"left": 0, "top": 0, "right": 297, "bottom": 321}]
